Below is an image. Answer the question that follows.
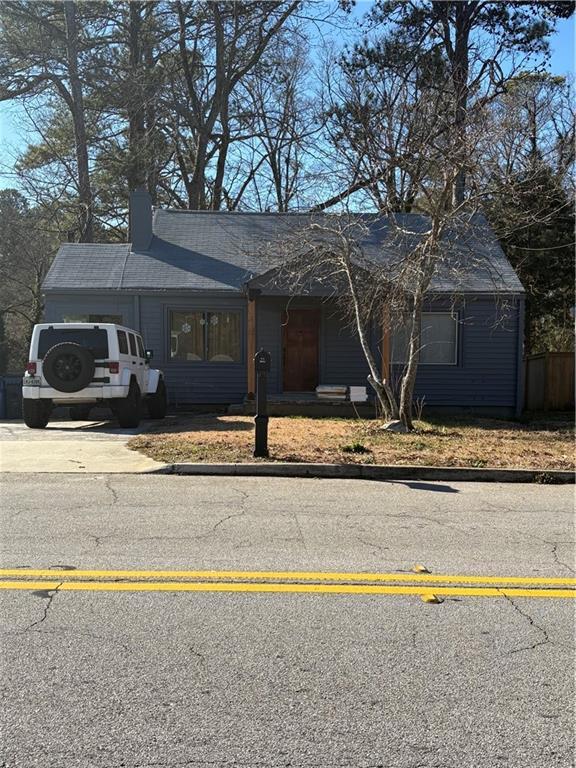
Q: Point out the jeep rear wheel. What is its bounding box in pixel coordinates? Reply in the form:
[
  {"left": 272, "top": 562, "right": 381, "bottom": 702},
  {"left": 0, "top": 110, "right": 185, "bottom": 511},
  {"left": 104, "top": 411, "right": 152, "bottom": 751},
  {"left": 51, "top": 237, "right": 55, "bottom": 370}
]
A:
[
  {"left": 147, "top": 379, "right": 167, "bottom": 419},
  {"left": 115, "top": 380, "right": 141, "bottom": 428},
  {"left": 23, "top": 399, "right": 51, "bottom": 429}
]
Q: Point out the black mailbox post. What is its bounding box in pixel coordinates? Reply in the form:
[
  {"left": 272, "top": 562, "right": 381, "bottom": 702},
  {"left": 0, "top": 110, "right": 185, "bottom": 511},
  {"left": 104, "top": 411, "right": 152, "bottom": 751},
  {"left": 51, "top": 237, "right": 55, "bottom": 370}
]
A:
[{"left": 254, "top": 348, "right": 271, "bottom": 457}]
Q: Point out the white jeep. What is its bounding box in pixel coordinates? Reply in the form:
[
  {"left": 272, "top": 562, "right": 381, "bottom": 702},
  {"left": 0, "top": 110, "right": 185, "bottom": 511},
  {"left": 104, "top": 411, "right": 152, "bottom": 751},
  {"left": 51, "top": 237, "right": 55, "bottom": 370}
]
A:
[{"left": 22, "top": 323, "right": 167, "bottom": 429}]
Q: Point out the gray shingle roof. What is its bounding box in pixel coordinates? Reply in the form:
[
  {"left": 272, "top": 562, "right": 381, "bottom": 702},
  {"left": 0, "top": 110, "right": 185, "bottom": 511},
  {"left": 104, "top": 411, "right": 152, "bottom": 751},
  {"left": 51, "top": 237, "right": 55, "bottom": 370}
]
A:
[
  {"left": 43, "top": 210, "right": 523, "bottom": 294},
  {"left": 43, "top": 243, "right": 131, "bottom": 290}
]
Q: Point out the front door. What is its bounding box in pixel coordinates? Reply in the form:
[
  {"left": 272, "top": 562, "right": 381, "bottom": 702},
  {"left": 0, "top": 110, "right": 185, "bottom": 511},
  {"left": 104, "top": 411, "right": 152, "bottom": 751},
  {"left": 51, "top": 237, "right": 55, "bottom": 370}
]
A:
[{"left": 282, "top": 309, "right": 320, "bottom": 391}]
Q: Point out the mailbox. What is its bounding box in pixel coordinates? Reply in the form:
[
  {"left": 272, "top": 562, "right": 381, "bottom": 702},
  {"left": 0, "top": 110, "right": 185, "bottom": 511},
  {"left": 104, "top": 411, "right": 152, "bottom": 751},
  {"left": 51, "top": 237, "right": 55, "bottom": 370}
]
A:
[
  {"left": 255, "top": 349, "right": 271, "bottom": 373},
  {"left": 254, "top": 348, "right": 270, "bottom": 458}
]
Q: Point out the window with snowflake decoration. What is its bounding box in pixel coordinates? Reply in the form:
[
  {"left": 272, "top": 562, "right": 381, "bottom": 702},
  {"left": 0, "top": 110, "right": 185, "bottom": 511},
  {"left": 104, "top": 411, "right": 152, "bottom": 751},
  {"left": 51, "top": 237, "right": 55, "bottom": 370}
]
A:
[{"left": 170, "top": 310, "right": 241, "bottom": 362}]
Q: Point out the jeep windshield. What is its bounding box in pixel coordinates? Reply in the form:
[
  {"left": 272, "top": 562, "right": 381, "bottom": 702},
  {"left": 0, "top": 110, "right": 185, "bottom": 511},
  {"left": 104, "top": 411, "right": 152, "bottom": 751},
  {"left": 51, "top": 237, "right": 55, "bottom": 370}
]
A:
[{"left": 38, "top": 328, "right": 109, "bottom": 360}]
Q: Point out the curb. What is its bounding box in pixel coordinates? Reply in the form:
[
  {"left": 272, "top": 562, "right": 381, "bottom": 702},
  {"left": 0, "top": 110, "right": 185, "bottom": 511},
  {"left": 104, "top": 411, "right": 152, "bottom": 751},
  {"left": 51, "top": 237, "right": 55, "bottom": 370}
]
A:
[{"left": 156, "top": 462, "right": 575, "bottom": 484}]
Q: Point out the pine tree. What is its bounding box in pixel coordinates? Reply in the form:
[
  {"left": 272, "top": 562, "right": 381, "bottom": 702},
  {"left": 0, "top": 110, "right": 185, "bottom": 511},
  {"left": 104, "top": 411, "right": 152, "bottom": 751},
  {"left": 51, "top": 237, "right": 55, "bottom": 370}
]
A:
[{"left": 487, "top": 162, "right": 574, "bottom": 353}]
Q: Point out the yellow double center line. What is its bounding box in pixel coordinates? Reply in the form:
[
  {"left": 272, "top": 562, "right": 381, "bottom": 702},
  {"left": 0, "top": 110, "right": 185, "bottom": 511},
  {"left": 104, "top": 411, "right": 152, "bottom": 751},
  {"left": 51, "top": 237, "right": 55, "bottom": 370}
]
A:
[{"left": 0, "top": 569, "right": 574, "bottom": 599}]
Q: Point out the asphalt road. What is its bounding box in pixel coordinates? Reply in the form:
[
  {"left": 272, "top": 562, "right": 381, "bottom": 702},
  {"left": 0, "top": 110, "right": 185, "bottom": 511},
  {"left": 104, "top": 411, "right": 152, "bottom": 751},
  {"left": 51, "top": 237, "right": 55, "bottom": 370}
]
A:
[{"left": 1, "top": 474, "right": 574, "bottom": 768}]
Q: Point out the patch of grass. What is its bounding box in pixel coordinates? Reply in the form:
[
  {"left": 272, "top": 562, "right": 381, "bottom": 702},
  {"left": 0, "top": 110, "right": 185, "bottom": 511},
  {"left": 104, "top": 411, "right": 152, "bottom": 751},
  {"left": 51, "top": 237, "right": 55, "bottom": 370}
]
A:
[
  {"left": 341, "top": 442, "right": 371, "bottom": 454},
  {"left": 128, "top": 414, "right": 575, "bottom": 470}
]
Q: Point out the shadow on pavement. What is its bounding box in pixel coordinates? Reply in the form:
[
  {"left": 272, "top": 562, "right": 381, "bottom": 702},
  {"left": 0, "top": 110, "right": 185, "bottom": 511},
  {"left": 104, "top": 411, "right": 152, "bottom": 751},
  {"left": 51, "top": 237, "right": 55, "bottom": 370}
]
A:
[
  {"left": 393, "top": 481, "right": 460, "bottom": 493},
  {"left": 145, "top": 415, "right": 254, "bottom": 434}
]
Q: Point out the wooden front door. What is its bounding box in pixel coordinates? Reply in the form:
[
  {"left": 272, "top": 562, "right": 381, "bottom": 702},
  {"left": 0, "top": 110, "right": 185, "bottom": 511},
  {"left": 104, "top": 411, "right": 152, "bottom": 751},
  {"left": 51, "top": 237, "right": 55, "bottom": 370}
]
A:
[{"left": 282, "top": 309, "right": 320, "bottom": 391}]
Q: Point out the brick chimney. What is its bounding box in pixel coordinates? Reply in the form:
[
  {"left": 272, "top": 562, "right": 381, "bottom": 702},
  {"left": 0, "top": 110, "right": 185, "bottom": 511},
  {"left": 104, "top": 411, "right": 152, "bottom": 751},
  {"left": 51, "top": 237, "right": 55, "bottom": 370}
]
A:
[{"left": 129, "top": 188, "right": 153, "bottom": 251}]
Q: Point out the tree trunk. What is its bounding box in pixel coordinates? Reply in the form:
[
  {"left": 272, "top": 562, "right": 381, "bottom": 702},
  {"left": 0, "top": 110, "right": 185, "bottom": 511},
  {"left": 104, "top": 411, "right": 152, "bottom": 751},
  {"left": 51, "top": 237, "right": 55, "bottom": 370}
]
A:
[
  {"left": 343, "top": 253, "right": 399, "bottom": 420},
  {"left": 127, "top": 1, "right": 146, "bottom": 194},
  {"left": 212, "top": 90, "right": 230, "bottom": 210},
  {"left": 63, "top": 1, "right": 93, "bottom": 242},
  {"left": 142, "top": 3, "right": 158, "bottom": 202},
  {"left": 398, "top": 294, "right": 423, "bottom": 430},
  {"left": 451, "top": 3, "right": 470, "bottom": 208},
  {"left": 188, "top": 134, "right": 210, "bottom": 209},
  {"left": 528, "top": 92, "right": 538, "bottom": 167}
]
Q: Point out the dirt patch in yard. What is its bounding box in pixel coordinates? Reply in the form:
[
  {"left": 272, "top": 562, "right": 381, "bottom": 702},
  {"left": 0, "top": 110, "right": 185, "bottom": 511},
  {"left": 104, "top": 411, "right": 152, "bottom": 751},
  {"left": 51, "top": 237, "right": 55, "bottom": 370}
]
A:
[{"left": 128, "top": 415, "right": 575, "bottom": 470}]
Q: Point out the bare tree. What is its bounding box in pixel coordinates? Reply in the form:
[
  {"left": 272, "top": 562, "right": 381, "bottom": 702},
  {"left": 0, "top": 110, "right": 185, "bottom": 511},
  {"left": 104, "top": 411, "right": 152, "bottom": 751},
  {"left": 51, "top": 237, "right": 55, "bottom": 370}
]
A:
[
  {"left": 62, "top": 1, "right": 93, "bottom": 240},
  {"left": 0, "top": 190, "right": 58, "bottom": 369},
  {"left": 326, "top": 0, "right": 574, "bottom": 209},
  {"left": 273, "top": 43, "right": 542, "bottom": 429},
  {"left": 485, "top": 73, "right": 575, "bottom": 189},
  {"left": 243, "top": 34, "right": 318, "bottom": 211},
  {"left": 319, "top": 42, "right": 450, "bottom": 214},
  {"left": 165, "top": 0, "right": 300, "bottom": 210}
]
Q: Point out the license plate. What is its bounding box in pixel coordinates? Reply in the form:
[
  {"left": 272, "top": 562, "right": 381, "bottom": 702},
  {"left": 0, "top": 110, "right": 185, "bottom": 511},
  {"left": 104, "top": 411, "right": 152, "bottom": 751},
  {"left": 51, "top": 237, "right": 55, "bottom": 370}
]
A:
[{"left": 23, "top": 376, "right": 41, "bottom": 386}]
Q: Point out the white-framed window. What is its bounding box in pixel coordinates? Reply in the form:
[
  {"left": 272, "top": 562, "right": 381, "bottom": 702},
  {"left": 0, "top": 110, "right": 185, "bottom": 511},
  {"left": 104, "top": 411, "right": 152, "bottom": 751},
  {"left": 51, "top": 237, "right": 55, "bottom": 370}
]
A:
[
  {"left": 391, "top": 312, "right": 458, "bottom": 365},
  {"left": 169, "top": 310, "right": 241, "bottom": 362}
]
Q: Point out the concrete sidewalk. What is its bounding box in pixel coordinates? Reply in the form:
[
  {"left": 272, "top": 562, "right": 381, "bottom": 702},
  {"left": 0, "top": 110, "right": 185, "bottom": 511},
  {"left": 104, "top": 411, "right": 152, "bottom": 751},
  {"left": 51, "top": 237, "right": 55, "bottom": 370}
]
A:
[{"left": 0, "top": 419, "right": 168, "bottom": 473}]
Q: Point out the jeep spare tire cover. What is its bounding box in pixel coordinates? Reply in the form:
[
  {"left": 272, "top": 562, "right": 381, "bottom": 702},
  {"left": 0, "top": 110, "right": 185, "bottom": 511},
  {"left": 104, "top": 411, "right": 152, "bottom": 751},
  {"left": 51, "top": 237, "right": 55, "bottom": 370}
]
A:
[{"left": 42, "top": 342, "right": 96, "bottom": 393}]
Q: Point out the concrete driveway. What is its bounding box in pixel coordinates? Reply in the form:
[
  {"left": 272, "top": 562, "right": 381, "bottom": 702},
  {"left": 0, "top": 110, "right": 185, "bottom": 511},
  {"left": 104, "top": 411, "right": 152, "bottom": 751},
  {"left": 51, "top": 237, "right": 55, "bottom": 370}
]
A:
[{"left": 0, "top": 418, "right": 169, "bottom": 473}]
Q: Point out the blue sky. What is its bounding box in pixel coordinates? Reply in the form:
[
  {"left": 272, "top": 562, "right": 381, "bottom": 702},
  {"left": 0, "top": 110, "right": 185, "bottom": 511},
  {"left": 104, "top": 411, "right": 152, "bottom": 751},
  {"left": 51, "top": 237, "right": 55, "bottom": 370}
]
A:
[
  {"left": 0, "top": 10, "right": 574, "bottom": 191},
  {"left": 549, "top": 15, "right": 575, "bottom": 74}
]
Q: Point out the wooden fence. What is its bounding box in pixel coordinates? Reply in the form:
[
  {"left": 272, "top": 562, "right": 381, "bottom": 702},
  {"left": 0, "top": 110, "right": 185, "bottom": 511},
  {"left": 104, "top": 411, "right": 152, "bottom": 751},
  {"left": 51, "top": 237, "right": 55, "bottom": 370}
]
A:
[{"left": 524, "top": 352, "right": 575, "bottom": 411}]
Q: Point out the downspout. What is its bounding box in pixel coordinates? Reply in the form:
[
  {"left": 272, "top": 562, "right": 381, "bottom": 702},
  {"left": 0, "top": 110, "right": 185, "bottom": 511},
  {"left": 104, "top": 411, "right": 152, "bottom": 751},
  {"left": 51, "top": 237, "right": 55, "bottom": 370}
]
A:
[
  {"left": 515, "top": 295, "right": 525, "bottom": 418},
  {"left": 133, "top": 295, "right": 141, "bottom": 332}
]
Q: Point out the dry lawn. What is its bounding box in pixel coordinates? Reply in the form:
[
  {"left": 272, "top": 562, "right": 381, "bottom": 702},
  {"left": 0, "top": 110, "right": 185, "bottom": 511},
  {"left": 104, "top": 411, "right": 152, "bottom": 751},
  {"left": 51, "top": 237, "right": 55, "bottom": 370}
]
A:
[{"left": 129, "top": 414, "right": 575, "bottom": 470}]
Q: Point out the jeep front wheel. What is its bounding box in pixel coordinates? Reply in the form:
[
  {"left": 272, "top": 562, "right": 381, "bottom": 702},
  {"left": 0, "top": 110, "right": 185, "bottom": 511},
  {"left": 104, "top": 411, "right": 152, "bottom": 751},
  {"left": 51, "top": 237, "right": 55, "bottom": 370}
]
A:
[
  {"left": 114, "top": 380, "right": 141, "bottom": 428},
  {"left": 23, "top": 399, "right": 51, "bottom": 429}
]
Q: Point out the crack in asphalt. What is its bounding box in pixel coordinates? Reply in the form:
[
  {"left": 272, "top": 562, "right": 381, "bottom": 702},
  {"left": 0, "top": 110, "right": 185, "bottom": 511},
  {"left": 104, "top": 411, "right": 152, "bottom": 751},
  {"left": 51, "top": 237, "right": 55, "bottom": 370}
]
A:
[
  {"left": 89, "top": 533, "right": 112, "bottom": 549},
  {"left": 548, "top": 541, "right": 575, "bottom": 575},
  {"left": 210, "top": 487, "right": 249, "bottom": 533},
  {"left": 188, "top": 648, "right": 206, "bottom": 666},
  {"left": 105, "top": 476, "right": 119, "bottom": 506},
  {"left": 377, "top": 511, "right": 470, "bottom": 536},
  {"left": 80, "top": 530, "right": 118, "bottom": 556},
  {"left": 500, "top": 591, "right": 553, "bottom": 655},
  {"left": 24, "top": 582, "right": 63, "bottom": 632},
  {"left": 212, "top": 510, "right": 245, "bottom": 532},
  {"left": 293, "top": 513, "right": 308, "bottom": 555},
  {"left": 354, "top": 534, "right": 389, "bottom": 554},
  {"left": 24, "top": 626, "right": 134, "bottom": 656},
  {"left": 517, "top": 532, "right": 576, "bottom": 575}
]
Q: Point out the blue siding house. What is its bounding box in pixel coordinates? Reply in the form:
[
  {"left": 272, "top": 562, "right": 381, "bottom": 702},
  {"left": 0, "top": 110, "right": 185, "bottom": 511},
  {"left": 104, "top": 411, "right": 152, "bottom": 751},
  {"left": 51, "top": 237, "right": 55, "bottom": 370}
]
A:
[{"left": 42, "top": 190, "right": 525, "bottom": 415}]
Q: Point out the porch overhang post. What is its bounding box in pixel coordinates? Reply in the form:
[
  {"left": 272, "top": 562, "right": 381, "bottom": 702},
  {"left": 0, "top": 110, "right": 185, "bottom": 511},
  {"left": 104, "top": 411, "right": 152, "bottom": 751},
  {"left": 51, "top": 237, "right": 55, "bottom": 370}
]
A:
[{"left": 246, "top": 290, "right": 258, "bottom": 399}]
